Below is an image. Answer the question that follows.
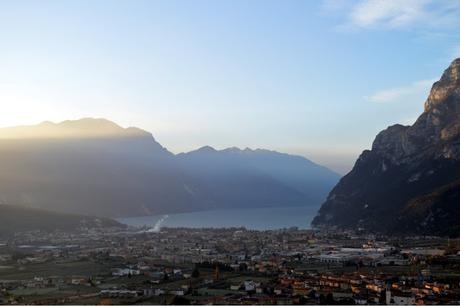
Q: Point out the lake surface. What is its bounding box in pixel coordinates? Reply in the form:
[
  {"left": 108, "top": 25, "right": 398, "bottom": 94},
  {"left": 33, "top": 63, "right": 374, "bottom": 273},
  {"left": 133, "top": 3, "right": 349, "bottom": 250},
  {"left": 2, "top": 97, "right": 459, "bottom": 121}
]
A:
[{"left": 118, "top": 206, "right": 319, "bottom": 230}]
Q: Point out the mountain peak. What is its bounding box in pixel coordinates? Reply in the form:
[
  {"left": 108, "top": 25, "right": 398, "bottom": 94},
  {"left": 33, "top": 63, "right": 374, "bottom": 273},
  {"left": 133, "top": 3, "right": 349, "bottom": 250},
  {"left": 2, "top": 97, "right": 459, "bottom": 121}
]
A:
[
  {"left": 424, "top": 58, "right": 460, "bottom": 112},
  {"left": 222, "top": 146, "right": 244, "bottom": 153},
  {"left": 444, "top": 58, "right": 460, "bottom": 80},
  {"left": 313, "top": 59, "right": 460, "bottom": 236},
  {"left": 195, "top": 145, "right": 217, "bottom": 153},
  {"left": 59, "top": 117, "right": 122, "bottom": 129},
  {"left": 0, "top": 118, "right": 150, "bottom": 139}
]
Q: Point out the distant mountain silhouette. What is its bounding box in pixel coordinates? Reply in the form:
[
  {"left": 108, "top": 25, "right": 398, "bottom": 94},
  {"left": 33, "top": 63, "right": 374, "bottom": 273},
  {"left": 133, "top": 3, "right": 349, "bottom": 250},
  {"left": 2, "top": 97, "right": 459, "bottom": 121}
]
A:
[
  {"left": 0, "top": 118, "right": 150, "bottom": 139},
  {"left": 178, "top": 146, "right": 339, "bottom": 209},
  {"left": 0, "top": 118, "right": 339, "bottom": 217},
  {"left": 313, "top": 58, "right": 460, "bottom": 236},
  {"left": 0, "top": 119, "right": 189, "bottom": 217}
]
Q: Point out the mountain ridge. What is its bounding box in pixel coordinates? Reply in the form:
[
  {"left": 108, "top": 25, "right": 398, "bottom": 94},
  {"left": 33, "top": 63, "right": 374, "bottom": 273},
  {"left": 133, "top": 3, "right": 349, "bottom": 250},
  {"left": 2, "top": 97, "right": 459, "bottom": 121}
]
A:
[
  {"left": 0, "top": 118, "right": 339, "bottom": 217},
  {"left": 0, "top": 118, "right": 154, "bottom": 140}
]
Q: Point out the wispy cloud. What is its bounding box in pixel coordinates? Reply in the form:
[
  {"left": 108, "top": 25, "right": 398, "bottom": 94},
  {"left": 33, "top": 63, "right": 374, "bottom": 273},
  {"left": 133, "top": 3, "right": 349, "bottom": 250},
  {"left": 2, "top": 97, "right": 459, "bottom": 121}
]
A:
[
  {"left": 350, "top": 0, "right": 429, "bottom": 28},
  {"left": 323, "top": 0, "right": 460, "bottom": 30},
  {"left": 365, "top": 78, "right": 436, "bottom": 103}
]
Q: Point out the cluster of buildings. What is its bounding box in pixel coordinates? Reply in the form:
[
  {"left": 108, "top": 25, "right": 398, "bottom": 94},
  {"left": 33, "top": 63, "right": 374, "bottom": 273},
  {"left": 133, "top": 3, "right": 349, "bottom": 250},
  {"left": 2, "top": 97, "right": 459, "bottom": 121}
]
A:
[{"left": 1, "top": 226, "right": 460, "bottom": 304}]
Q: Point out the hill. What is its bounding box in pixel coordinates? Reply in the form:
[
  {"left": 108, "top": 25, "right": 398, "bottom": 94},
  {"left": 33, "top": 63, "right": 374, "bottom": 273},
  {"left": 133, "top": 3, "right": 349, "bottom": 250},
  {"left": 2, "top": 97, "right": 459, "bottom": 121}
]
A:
[{"left": 0, "top": 204, "right": 124, "bottom": 237}]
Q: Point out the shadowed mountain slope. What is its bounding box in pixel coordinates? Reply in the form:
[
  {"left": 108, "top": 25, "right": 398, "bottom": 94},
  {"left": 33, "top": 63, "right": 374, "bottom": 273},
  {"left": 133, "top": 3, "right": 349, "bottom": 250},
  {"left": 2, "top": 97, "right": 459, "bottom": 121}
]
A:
[
  {"left": 0, "top": 118, "right": 339, "bottom": 217},
  {"left": 177, "top": 146, "right": 339, "bottom": 209},
  {"left": 0, "top": 119, "right": 191, "bottom": 217},
  {"left": 313, "top": 58, "right": 460, "bottom": 237},
  {"left": 0, "top": 204, "right": 124, "bottom": 237}
]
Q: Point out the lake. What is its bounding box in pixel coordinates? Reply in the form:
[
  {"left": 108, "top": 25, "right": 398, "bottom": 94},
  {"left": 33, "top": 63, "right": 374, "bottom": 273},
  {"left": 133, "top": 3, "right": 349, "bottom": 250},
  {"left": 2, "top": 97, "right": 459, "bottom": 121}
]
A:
[{"left": 118, "top": 205, "right": 319, "bottom": 231}]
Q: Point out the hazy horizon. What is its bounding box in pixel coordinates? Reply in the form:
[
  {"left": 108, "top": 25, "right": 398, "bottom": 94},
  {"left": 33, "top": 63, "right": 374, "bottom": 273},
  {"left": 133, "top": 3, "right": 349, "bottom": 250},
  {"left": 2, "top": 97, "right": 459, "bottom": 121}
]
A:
[
  {"left": 1, "top": 0, "right": 460, "bottom": 174},
  {"left": 0, "top": 117, "right": 349, "bottom": 175}
]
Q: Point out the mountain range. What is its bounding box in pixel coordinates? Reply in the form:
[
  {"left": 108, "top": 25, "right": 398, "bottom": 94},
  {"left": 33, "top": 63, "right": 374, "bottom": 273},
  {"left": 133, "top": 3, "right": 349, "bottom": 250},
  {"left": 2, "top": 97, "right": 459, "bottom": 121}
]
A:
[
  {"left": 313, "top": 58, "right": 460, "bottom": 237},
  {"left": 0, "top": 119, "right": 339, "bottom": 217}
]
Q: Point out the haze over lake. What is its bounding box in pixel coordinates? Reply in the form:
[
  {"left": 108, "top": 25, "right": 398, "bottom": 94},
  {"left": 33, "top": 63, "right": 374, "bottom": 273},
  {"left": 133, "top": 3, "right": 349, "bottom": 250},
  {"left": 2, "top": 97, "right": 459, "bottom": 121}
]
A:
[{"left": 118, "top": 206, "right": 318, "bottom": 230}]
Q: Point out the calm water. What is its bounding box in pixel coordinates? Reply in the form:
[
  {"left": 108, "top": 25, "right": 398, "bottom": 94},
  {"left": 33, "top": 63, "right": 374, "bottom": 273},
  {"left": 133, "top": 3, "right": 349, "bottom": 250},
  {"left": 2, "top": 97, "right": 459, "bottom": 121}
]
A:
[{"left": 118, "top": 206, "right": 318, "bottom": 230}]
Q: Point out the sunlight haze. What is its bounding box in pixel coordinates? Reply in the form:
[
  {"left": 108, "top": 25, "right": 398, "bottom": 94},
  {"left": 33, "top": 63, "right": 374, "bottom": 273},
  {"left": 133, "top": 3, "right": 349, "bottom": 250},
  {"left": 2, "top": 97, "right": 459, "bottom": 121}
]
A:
[{"left": 1, "top": 0, "right": 459, "bottom": 173}]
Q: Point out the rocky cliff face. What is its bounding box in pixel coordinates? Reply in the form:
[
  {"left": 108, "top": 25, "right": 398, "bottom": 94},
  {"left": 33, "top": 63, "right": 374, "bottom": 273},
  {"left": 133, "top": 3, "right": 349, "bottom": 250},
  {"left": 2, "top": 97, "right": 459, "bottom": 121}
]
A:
[{"left": 312, "top": 58, "right": 460, "bottom": 236}]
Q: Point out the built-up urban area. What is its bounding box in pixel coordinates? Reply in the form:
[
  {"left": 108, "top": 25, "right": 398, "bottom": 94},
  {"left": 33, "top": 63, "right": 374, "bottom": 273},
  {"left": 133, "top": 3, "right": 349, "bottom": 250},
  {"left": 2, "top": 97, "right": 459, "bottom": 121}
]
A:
[{"left": 1, "top": 226, "right": 460, "bottom": 304}]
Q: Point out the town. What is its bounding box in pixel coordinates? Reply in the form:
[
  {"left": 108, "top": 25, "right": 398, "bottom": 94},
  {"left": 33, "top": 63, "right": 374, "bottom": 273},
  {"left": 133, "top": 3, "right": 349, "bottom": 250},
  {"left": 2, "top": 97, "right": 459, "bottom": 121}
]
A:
[{"left": 1, "top": 226, "right": 460, "bottom": 304}]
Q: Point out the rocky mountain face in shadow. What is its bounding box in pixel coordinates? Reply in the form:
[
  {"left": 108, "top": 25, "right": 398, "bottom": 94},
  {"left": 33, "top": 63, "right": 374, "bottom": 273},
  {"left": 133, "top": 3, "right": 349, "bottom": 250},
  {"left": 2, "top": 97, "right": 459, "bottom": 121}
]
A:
[
  {"left": 0, "top": 119, "right": 339, "bottom": 217},
  {"left": 312, "top": 58, "right": 460, "bottom": 236}
]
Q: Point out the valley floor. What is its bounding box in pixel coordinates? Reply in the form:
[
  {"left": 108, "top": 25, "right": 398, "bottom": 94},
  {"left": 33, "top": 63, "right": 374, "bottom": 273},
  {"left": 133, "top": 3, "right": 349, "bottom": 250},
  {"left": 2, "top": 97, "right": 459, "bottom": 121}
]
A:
[{"left": 1, "top": 227, "right": 460, "bottom": 304}]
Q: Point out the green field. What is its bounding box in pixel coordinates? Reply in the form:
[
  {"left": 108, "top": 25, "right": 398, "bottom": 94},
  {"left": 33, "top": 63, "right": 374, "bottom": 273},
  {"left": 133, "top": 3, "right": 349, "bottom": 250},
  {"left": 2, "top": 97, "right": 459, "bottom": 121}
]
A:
[{"left": 0, "top": 259, "right": 111, "bottom": 280}]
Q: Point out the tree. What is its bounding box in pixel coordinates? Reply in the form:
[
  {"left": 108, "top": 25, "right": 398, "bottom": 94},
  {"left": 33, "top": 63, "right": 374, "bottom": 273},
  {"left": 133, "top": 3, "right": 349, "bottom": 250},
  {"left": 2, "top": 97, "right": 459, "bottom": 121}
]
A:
[
  {"left": 326, "top": 293, "right": 335, "bottom": 304},
  {"left": 171, "top": 296, "right": 190, "bottom": 305},
  {"left": 191, "top": 267, "right": 200, "bottom": 278}
]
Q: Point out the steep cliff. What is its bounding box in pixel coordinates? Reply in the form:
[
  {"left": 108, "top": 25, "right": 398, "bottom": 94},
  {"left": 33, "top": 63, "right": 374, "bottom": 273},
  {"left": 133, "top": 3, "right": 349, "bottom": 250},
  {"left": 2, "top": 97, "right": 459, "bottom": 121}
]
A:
[{"left": 312, "top": 59, "right": 460, "bottom": 236}]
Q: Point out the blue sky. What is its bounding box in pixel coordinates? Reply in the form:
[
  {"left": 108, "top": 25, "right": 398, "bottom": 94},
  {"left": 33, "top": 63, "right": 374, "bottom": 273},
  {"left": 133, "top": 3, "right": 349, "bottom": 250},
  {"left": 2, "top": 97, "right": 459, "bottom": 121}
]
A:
[{"left": 1, "top": 0, "right": 459, "bottom": 173}]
